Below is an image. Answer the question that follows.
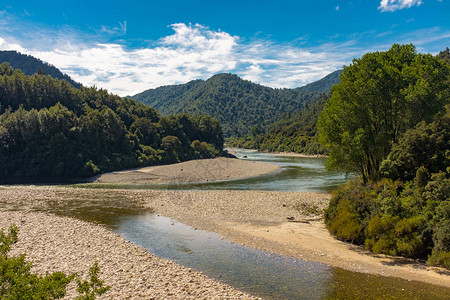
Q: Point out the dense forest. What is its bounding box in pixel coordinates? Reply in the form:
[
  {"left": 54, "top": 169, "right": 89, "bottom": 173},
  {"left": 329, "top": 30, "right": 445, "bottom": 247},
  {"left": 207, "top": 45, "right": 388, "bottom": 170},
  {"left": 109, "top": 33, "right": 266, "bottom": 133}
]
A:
[
  {"left": 439, "top": 47, "right": 450, "bottom": 63},
  {"left": 227, "top": 71, "right": 343, "bottom": 154},
  {"left": 132, "top": 72, "right": 340, "bottom": 137},
  {"left": 320, "top": 44, "right": 450, "bottom": 269},
  {"left": 0, "top": 63, "right": 224, "bottom": 182},
  {"left": 228, "top": 93, "right": 329, "bottom": 154},
  {"left": 295, "top": 70, "right": 342, "bottom": 94},
  {"left": 0, "top": 50, "right": 81, "bottom": 88}
]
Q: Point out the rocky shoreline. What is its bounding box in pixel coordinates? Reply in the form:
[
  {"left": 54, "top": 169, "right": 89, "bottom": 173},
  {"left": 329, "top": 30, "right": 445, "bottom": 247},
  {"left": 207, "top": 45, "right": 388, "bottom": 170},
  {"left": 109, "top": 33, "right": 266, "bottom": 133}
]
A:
[
  {"left": 0, "top": 210, "right": 258, "bottom": 299},
  {"left": 91, "top": 157, "right": 280, "bottom": 184},
  {"left": 1, "top": 185, "right": 448, "bottom": 290}
]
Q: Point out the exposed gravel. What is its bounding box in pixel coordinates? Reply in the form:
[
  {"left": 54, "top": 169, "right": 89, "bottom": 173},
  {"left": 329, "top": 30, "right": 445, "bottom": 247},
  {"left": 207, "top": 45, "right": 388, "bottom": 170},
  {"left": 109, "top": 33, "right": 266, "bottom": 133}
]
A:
[
  {"left": 1, "top": 185, "right": 448, "bottom": 289},
  {"left": 0, "top": 210, "right": 259, "bottom": 299},
  {"left": 91, "top": 157, "right": 280, "bottom": 184}
]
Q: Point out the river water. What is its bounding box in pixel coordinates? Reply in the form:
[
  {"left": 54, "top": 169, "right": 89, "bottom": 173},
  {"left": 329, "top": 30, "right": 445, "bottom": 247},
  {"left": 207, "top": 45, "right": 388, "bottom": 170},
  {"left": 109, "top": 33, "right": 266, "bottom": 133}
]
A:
[
  {"left": 13, "top": 149, "right": 450, "bottom": 299},
  {"left": 83, "top": 149, "right": 348, "bottom": 192}
]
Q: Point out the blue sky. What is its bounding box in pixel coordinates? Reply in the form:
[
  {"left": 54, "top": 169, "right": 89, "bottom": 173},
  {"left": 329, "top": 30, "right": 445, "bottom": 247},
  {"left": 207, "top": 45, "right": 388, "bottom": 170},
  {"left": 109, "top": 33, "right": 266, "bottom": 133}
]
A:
[{"left": 0, "top": 1, "right": 449, "bottom": 95}]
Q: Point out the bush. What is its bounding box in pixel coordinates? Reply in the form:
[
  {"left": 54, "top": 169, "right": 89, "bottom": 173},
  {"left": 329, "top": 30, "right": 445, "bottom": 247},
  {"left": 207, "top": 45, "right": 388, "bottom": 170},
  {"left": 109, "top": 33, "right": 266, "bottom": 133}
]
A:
[
  {"left": 0, "top": 224, "right": 110, "bottom": 299},
  {"left": 325, "top": 172, "right": 449, "bottom": 267},
  {"left": 0, "top": 224, "right": 73, "bottom": 299},
  {"left": 326, "top": 199, "right": 363, "bottom": 243}
]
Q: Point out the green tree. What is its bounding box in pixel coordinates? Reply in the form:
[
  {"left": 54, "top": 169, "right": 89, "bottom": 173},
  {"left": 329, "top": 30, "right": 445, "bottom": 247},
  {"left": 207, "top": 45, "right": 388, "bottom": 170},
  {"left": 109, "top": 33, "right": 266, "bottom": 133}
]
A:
[
  {"left": 0, "top": 224, "right": 73, "bottom": 299},
  {"left": 0, "top": 224, "right": 110, "bottom": 299},
  {"left": 318, "top": 44, "right": 450, "bottom": 182}
]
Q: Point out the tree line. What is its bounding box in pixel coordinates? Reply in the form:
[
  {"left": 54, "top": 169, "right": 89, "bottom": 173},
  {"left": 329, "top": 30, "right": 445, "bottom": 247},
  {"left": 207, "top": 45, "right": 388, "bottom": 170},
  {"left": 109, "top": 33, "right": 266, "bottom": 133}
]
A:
[
  {"left": 0, "top": 63, "right": 224, "bottom": 182},
  {"left": 319, "top": 44, "right": 450, "bottom": 269},
  {"left": 132, "top": 73, "right": 335, "bottom": 137},
  {"left": 0, "top": 50, "right": 81, "bottom": 88},
  {"left": 227, "top": 93, "right": 329, "bottom": 155}
]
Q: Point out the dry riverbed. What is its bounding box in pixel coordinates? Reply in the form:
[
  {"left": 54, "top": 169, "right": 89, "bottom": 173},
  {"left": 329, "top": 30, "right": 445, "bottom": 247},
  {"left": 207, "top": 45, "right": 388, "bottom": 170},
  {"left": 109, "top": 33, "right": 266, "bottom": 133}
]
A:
[
  {"left": 91, "top": 157, "right": 280, "bottom": 184},
  {"left": 0, "top": 209, "right": 258, "bottom": 299},
  {"left": 0, "top": 185, "right": 449, "bottom": 292}
]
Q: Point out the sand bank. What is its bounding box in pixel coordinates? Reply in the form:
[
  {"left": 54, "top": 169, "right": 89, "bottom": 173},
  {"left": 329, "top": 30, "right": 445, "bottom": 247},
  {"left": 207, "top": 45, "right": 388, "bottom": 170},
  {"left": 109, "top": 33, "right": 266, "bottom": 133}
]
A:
[
  {"left": 91, "top": 157, "right": 280, "bottom": 184},
  {"left": 0, "top": 210, "right": 257, "bottom": 299},
  {"left": 225, "top": 147, "right": 326, "bottom": 158},
  {"left": 0, "top": 186, "right": 448, "bottom": 289}
]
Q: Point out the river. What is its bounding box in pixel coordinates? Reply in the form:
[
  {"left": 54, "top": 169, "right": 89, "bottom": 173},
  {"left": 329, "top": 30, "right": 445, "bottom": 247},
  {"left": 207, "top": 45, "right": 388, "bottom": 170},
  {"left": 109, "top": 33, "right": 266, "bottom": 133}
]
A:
[{"left": 42, "top": 149, "right": 448, "bottom": 299}]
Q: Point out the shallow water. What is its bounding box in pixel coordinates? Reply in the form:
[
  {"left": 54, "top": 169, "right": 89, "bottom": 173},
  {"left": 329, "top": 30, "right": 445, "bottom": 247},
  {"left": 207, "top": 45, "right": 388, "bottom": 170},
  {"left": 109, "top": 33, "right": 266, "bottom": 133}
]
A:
[
  {"left": 115, "top": 213, "right": 450, "bottom": 300},
  {"left": 77, "top": 149, "right": 348, "bottom": 192},
  {"left": 3, "top": 150, "right": 449, "bottom": 299},
  {"left": 4, "top": 189, "right": 449, "bottom": 299}
]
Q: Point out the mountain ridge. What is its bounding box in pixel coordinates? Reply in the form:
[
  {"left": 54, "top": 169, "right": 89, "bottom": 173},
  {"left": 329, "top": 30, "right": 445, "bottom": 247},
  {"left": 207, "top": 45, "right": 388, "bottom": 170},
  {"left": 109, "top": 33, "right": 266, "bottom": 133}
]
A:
[
  {"left": 132, "top": 71, "right": 341, "bottom": 137},
  {"left": 0, "top": 50, "right": 81, "bottom": 88}
]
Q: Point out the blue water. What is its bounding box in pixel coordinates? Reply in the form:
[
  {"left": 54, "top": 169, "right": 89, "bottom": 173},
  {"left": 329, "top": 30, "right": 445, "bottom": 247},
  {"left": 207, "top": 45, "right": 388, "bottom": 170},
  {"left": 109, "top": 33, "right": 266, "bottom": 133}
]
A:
[
  {"left": 113, "top": 213, "right": 450, "bottom": 300},
  {"left": 116, "top": 213, "right": 333, "bottom": 299},
  {"left": 82, "top": 149, "right": 348, "bottom": 193}
]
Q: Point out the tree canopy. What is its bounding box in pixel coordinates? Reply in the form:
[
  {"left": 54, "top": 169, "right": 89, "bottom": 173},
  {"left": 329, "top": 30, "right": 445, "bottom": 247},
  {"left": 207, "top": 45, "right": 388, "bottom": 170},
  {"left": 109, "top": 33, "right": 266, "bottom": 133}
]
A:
[
  {"left": 318, "top": 44, "right": 450, "bottom": 182},
  {"left": 0, "top": 63, "right": 224, "bottom": 182},
  {"left": 228, "top": 93, "right": 329, "bottom": 155},
  {"left": 132, "top": 72, "right": 340, "bottom": 137},
  {"left": 0, "top": 50, "right": 81, "bottom": 88},
  {"left": 322, "top": 45, "right": 450, "bottom": 269}
]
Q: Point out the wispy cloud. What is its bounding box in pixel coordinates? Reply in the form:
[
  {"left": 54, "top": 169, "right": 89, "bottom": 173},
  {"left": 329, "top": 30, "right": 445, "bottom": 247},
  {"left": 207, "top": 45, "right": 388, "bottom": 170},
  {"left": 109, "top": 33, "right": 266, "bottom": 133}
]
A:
[
  {"left": 378, "top": 0, "right": 423, "bottom": 12},
  {"left": 99, "top": 21, "right": 127, "bottom": 36},
  {"left": 0, "top": 22, "right": 351, "bottom": 95},
  {"left": 0, "top": 19, "right": 448, "bottom": 96}
]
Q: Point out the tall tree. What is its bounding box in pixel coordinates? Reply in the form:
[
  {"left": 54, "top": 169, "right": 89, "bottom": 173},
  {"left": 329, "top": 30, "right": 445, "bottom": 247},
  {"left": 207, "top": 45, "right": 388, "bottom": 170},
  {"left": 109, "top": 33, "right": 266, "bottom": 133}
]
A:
[{"left": 318, "top": 44, "right": 450, "bottom": 183}]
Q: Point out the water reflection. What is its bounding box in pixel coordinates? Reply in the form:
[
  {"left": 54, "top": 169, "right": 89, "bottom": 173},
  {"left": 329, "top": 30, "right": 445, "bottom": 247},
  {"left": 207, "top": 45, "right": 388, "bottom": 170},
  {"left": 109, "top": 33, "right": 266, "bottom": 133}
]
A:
[
  {"left": 115, "top": 213, "right": 450, "bottom": 300},
  {"left": 3, "top": 190, "right": 449, "bottom": 299},
  {"left": 78, "top": 149, "right": 348, "bottom": 192}
]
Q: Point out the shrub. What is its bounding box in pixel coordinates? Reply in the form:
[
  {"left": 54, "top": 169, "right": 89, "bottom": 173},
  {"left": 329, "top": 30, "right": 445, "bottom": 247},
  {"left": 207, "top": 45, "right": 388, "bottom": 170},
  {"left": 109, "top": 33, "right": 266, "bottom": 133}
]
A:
[
  {"left": 326, "top": 198, "right": 364, "bottom": 244},
  {"left": 0, "top": 224, "right": 73, "bottom": 299},
  {"left": 0, "top": 224, "right": 110, "bottom": 299}
]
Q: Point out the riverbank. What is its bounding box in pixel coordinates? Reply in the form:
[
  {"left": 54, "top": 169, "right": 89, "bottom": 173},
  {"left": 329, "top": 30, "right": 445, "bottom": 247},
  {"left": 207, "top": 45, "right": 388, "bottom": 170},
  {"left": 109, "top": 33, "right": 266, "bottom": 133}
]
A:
[
  {"left": 225, "top": 147, "right": 326, "bottom": 158},
  {"left": 0, "top": 186, "right": 449, "bottom": 289},
  {"left": 0, "top": 209, "right": 257, "bottom": 299},
  {"left": 91, "top": 157, "right": 280, "bottom": 184}
]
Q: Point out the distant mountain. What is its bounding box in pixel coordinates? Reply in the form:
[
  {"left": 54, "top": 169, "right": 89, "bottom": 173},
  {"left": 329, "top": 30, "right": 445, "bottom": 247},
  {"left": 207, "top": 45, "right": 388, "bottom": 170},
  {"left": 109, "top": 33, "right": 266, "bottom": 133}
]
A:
[
  {"left": 228, "top": 93, "right": 330, "bottom": 154},
  {"left": 439, "top": 47, "right": 450, "bottom": 64},
  {"left": 0, "top": 50, "right": 81, "bottom": 88},
  {"left": 296, "top": 70, "right": 342, "bottom": 94},
  {"left": 132, "top": 72, "right": 341, "bottom": 137}
]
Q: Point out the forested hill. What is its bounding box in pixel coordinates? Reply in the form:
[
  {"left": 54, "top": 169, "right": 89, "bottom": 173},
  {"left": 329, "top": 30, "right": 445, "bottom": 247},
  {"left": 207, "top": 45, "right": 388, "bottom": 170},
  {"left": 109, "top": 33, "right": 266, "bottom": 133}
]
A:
[
  {"left": 439, "top": 47, "right": 450, "bottom": 64},
  {"left": 132, "top": 72, "right": 341, "bottom": 137},
  {"left": 0, "top": 50, "right": 81, "bottom": 88},
  {"left": 0, "top": 63, "right": 223, "bottom": 183},
  {"left": 228, "top": 94, "right": 329, "bottom": 154},
  {"left": 296, "top": 70, "right": 342, "bottom": 93}
]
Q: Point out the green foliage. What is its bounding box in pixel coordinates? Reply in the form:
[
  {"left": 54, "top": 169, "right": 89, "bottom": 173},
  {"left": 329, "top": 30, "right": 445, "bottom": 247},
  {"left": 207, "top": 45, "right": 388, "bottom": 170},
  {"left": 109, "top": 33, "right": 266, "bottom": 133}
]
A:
[
  {"left": 75, "top": 262, "right": 110, "bottom": 300},
  {"left": 228, "top": 93, "right": 329, "bottom": 155},
  {"left": 318, "top": 44, "right": 450, "bottom": 182},
  {"left": 380, "top": 116, "right": 449, "bottom": 181},
  {"left": 0, "top": 51, "right": 81, "bottom": 88},
  {"left": 0, "top": 64, "right": 225, "bottom": 182},
  {"left": 365, "top": 214, "right": 427, "bottom": 258},
  {"left": 1, "top": 224, "right": 110, "bottom": 299},
  {"left": 0, "top": 224, "right": 74, "bottom": 299},
  {"left": 326, "top": 198, "right": 364, "bottom": 244},
  {"left": 132, "top": 73, "right": 340, "bottom": 137},
  {"left": 325, "top": 169, "right": 450, "bottom": 267},
  {"left": 439, "top": 47, "right": 450, "bottom": 64}
]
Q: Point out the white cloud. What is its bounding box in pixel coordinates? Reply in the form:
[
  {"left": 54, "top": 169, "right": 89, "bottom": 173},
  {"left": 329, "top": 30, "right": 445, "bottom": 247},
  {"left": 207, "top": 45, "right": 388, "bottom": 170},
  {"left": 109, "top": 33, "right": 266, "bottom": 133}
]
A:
[
  {"left": 4, "top": 22, "right": 447, "bottom": 96},
  {"left": 0, "top": 23, "right": 350, "bottom": 95},
  {"left": 100, "top": 21, "right": 127, "bottom": 36},
  {"left": 378, "top": 0, "right": 423, "bottom": 12}
]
